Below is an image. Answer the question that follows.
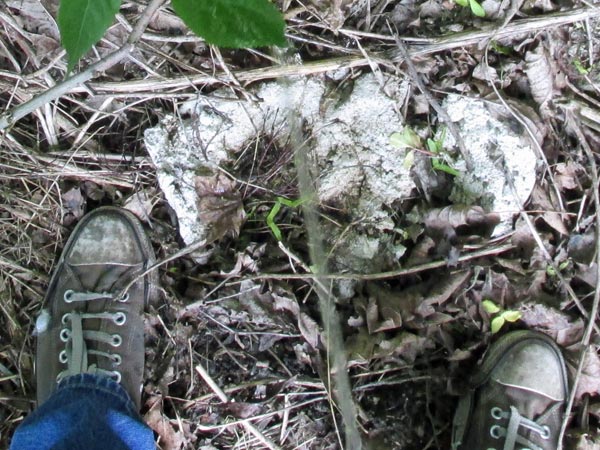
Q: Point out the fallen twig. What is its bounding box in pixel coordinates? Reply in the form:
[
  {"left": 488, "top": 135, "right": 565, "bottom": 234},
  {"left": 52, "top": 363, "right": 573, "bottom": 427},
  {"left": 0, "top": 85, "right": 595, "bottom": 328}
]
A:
[{"left": 228, "top": 242, "right": 515, "bottom": 282}]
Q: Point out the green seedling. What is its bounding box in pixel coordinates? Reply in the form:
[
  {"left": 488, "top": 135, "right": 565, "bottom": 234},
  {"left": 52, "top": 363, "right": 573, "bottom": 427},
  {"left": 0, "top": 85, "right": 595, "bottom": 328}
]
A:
[
  {"left": 546, "top": 260, "right": 570, "bottom": 277},
  {"left": 573, "top": 59, "right": 590, "bottom": 75},
  {"left": 454, "top": 0, "right": 486, "bottom": 17},
  {"left": 266, "top": 197, "right": 305, "bottom": 241},
  {"left": 482, "top": 299, "right": 522, "bottom": 334},
  {"left": 426, "top": 129, "right": 460, "bottom": 176},
  {"left": 390, "top": 128, "right": 421, "bottom": 169},
  {"left": 390, "top": 127, "right": 460, "bottom": 175}
]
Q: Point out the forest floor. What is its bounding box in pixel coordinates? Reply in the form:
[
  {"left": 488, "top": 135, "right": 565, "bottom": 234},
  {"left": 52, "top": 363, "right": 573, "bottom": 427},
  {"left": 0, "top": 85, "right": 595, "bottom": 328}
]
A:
[{"left": 1, "top": 0, "right": 600, "bottom": 449}]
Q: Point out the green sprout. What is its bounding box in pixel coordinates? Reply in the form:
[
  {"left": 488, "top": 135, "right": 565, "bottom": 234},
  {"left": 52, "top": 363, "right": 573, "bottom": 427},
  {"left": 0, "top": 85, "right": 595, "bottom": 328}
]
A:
[
  {"left": 454, "top": 0, "right": 486, "bottom": 17},
  {"left": 390, "top": 127, "right": 460, "bottom": 176},
  {"left": 482, "top": 299, "right": 522, "bottom": 334},
  {"left": 426, "top": 129, "right": 460, "bottom": 176},
  {"left": 266, "top": 196, "right": 305, "bottom": 241},
  {"left": 573, "top": 59, "right": 590, "bottom": 75}
]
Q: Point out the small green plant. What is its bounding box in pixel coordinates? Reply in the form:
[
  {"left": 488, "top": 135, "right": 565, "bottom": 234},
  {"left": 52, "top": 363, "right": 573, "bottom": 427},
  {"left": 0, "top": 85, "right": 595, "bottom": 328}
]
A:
[
  {"left": 454, "top": 0, "right": 486, "bottom": 17},
  {"left": 426, "top": 129, "right": 460, "bottom": 176},
  {"left": 390, "top": 127, "right": 460, "bottom": 176},
  {"left": 266, "top": 196, "right": 305, "bottom": 241},
  {"left": 482, "top": 299, "right": 522, "bottom": 334},
  {"left": 58, "top": 0, "right": 286, "bottom": 71},
  {"left": 546, "top": 260, "right": 570, "bottom": 277},
  {"left": 573, "top": 59, "right": 590, "bottom": 75}
]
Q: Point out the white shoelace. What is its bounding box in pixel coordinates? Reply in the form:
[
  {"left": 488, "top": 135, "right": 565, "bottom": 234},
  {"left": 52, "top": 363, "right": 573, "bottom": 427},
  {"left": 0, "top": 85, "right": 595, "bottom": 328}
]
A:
[
  {"left": 489, "top": 406, "right": 550, "bottom": 450},
  {"left": 57, "top": 290, "right": 127, "bottom": 383}
]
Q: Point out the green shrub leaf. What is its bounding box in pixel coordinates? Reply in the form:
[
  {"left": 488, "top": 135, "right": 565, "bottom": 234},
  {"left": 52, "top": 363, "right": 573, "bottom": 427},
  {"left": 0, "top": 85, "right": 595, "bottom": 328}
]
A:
[
  {"left": 482, "top": 299, "right": 500, "bottom": 314},
  {"left": 58, "top": 0, "right": 121, "bottom": 72},
  {"left": 390, "top": 128, "right": 421, "bottom": 149},
  {"left": 171, "top": 0, "right": 286, "bottom": 48},
  {"left": 469, "top": 0, "right": 486, "bottom": 17},
  {"left": 501, "top": 310, "right": 522, "bottom": 323},
  {"left": 491, "top": 316, "right": 505, "bottom": 334}
]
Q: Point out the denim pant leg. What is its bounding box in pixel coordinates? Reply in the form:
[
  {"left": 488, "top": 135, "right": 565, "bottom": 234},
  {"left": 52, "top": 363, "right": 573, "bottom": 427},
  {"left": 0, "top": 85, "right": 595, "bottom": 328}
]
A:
[{"left": 10, "top": 374, "right": 155, "bottom": 450}]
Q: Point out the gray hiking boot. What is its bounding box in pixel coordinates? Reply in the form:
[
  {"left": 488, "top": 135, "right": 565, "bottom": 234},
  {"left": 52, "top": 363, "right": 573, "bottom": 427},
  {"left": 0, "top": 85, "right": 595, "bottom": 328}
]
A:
[
  {"left": 452, "top": 330, "right": 568, "bottom": 450},
  {"left": 35, "top": 206, "right": 156, "bottom": 409}
]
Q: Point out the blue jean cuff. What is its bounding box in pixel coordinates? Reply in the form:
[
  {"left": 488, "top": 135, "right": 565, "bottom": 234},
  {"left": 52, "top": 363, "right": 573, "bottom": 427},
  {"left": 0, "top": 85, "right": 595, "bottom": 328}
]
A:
[{"left": 56, "top": 373, "right": 139, "bottom": 418}]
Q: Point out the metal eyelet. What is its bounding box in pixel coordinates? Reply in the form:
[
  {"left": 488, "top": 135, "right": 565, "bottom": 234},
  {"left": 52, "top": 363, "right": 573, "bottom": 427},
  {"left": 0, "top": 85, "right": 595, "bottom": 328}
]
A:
[
  {"left": 540, "top": 425, "right": 550, "bottom": 440},
  {"left": 59, "top": 350, "right": 68, "bottom": 364},
  {"left": 490, "top": 425, "right": 503, "bottom": 439},
  {"left": 117, "top": 292, "right": 130, "bottom": 303},
  {"left": 63, "top": 290, "right": 74, "bottom": 303},
  {"left": 112, "top": 371, "right": 122, "bottom": 383},
  {"left": 491, "top": 407, "right": 504, "bottom": 420},
  {"left": 61, "top": 313, "right": 71, "bottom": 325},
  {"left": 112, "top": 354, "right": 122, "bottom": 366},
  {"left": 111, "top": 334, "right": 122, "bottom": 347},
  {"left": 113, "top": 312, "right": 127, "bottom": 326},
  {"left": 60, "top": 328, "right": 71, "bottom": 342}
]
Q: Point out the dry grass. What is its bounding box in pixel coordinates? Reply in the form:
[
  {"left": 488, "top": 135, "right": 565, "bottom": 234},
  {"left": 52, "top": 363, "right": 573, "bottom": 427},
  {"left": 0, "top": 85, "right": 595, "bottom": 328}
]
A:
[{"left": 0, "top": 0, "right": 599, "bottom": 448}]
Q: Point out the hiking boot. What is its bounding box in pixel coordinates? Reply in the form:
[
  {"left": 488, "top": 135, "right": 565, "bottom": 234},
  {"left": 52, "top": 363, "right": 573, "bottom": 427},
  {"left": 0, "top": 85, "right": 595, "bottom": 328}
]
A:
[
  {"left": 452, "top": 330, "right": 568, "bottom": 450},
  {"left": 35, "top": 206, "right": 156, "bottom": 409}
]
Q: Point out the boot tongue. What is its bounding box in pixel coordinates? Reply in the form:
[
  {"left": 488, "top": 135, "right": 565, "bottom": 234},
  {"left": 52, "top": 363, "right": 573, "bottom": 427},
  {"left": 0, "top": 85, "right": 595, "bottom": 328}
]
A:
[{"left": 69, "top": 263, "right": 141, "bottom": 293}]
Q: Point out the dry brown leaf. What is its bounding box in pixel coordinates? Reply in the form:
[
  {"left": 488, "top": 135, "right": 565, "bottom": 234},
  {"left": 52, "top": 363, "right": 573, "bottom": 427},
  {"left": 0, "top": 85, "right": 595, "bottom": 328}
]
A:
[
  {"left": 62, "top": 187, "right": 85, "bottom": 220},
  {"left": 6, "top": 0, "right": 59, "bottom": 39},
  {"left": 530, "top": 183, "right": 569, "bottom": 235},
  {"left": 524, "top": 45, "right": 555, "bottom": 108},
  {"left": 145, "top": 403, "right": 185, "bottom": 450},
  {"left": 519, "top": 303, "right": 584, "bottom": 347},
  {"left": 218, "top": 402, "right": 263, "bottom": 419},
  {"left": 195, "top": 173, "right": 246, "bottom": 243},
  {"left": 417, "top": 270, "right": 471, "bottom": 317},
  {"left": 365, "top": 296, "right": 403, "bottom": 333},
  {"left": 424, "top": 205, "right": 500, "bottom": 238},
  {"left": 123, "top": 191, "right": 155, "bottom": 220},
  {"left": 573, "top": 349, "right": 600, "bottom": 401},
  {"left": 555, "top": 162, "right": 582, "bottom": 192},
  {"left": 298, "top": 312, "right": 321, "bottom": 349}
]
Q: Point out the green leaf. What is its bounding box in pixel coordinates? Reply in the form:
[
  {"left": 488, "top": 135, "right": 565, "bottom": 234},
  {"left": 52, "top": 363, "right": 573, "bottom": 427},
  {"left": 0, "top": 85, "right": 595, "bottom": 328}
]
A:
[
  {"left": 573, "top": 60, "right": 590, "bottom": 75},
  {"left": 432, "top": 158, "right": 460, "bottom": 176},
  {"left": 58, "top": 0, "right": 121, "bottom": 72},
  {"left": 482, "top": 299, "right": 500, "bottom": 314},
  {"left": 390, "top": 128, "right": 421, "bottom": 149},
  {"left": 403, "top": 150, "right": 415, "bottom": 169},
  {"left": 469, "top": 0, "right": 486, "bottom": 17},
  {"left": 171, "top": 0, "right": 286, "bottom": 48},
  {"left": 266, "top": 200, "right": 283, "bottom": 241},
  {"left": 491, "top": 316, "right": 505, "bottom": 334},
  {"left": 501, "top": 310, "right": 522, "bottom": 323},
  {"left": 454, "top": 0, "right": 469, "bottom": 6}
]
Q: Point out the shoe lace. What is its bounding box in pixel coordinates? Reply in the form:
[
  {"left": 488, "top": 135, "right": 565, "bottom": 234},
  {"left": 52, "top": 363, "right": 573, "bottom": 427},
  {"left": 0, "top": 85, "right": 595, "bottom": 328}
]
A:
[
  {"left": 57, "top": 289, "right": 129, "bottom": 384},
  {"left": 488, "top": 405, "right": 551, "bottom": 450}
]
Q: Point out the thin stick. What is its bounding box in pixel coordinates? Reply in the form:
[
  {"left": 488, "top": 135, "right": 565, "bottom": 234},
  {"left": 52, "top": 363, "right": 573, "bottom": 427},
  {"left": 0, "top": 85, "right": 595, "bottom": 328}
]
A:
[
  {"left": 0, "top": 0, "right": 166, "bottom": 130},
  {"left": 225, "top": 243, "right": 515, "bottom": 282}
]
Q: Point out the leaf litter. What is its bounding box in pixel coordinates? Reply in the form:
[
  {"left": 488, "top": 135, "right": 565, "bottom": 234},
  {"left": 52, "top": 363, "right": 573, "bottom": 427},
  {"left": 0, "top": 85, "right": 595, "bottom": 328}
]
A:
[{"left": 1, "top": 0, "right": 600, "bottom": 449}]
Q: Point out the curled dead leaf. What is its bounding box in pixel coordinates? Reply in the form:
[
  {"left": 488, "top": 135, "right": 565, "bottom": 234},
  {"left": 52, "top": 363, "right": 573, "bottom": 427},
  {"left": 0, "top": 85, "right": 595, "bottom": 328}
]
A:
[
  {"left": 195, "top": 173, "right": 246, "bottom": 243},
  {"left": 524, "top": 45, "right": 556, "bottom": 108}
]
